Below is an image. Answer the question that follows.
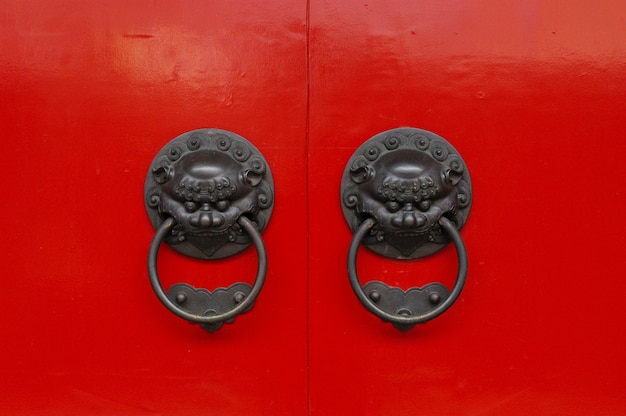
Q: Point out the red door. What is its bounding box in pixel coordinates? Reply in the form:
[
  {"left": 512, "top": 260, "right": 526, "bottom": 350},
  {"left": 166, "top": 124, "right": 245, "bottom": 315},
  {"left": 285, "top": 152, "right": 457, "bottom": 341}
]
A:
[
  {"left": 307, "top": 2, "right": 626, "bottom": 414},
  {"left": 2, "top": 1, "right": 626, "bottom": 415},
  {"left": 0, "top": 1, "right": 308, "bottom": 414}
]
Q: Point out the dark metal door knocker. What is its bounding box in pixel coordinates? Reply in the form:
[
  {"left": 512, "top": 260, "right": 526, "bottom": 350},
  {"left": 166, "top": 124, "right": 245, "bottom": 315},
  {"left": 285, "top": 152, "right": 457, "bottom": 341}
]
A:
[
  {"left": 341, "top": 127, "right": 471, "bottom": 330},
  {"left": 144, "top": 129, "right": 274, "bottom": 332}
]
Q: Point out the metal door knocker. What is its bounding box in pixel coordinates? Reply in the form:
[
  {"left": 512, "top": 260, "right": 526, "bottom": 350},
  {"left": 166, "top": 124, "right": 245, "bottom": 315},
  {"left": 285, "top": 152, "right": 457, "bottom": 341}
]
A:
[
  {"left": 144, "top": 129, "right": 273, "bottom": 332},
  {"left": 341, "top": 127, "right": 471, "bottom": 330}
]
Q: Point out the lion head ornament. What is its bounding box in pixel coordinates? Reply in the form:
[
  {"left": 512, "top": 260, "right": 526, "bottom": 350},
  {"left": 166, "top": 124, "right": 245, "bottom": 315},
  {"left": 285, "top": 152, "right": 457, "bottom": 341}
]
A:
[
  {"left": 145, "top": 129, "right": 273, "bottom": 259},
  {"left": 341, "top": 128, "right": 471, "bottom": 259}
]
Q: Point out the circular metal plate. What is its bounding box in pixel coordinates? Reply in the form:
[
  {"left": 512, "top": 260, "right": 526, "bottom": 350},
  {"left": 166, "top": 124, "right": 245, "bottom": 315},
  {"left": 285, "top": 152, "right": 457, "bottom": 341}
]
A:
[
  {"left": 340, "top": 127, "right": 471, "bottom": 259},
  {"left": 144, "top": 129, "right": 274, "bottom": 259}
]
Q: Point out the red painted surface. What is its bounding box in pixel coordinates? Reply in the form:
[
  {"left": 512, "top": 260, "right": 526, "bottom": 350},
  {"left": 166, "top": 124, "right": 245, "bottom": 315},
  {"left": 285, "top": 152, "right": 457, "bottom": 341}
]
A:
[
  {"left": 2, "top": 0, "right": 626, "bottom": 414},
  {"left": 308, "top": 1, "right": 626, "bottom": 414},
  {"left": 0, "top": 1, "right": 308, "bottom": 414}
]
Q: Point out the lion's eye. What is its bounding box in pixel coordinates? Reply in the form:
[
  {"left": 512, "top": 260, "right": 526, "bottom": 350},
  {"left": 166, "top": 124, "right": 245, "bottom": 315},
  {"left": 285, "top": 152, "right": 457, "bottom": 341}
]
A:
[
  {"left": 386, "top": 201, "right": 400, "bottom": 212},
  {"left": 215, "top": 200, "right": 230, "bottom": 211},
  {"left": 185, "top": 201, "right": 198, "bottom": 212}
]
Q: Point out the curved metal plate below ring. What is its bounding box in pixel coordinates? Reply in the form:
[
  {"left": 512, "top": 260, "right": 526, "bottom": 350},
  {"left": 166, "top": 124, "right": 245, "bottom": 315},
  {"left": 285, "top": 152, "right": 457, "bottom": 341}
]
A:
[
  {"left": 167, "top": 283, "right": 254, "bottom": 332},
  {"left": 362, "top": 281, "right": 450, "bottom": 331}
]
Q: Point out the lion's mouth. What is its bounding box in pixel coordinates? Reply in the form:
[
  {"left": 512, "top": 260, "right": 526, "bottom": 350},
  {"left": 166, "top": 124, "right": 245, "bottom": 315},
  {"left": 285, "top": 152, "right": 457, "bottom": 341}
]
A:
[
  {"left": 185, "top": 226, "right": 233, "bottom": 237},
  {"left": 169, "top": 219, "right": 235, "bottom": 239},
  {"left": 387, "top": 229, "right": 431, "bottom": 237}
]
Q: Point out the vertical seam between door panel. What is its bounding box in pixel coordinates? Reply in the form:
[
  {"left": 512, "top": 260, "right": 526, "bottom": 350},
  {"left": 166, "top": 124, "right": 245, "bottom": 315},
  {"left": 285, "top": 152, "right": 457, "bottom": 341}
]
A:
[{"left": 305, "top": 0, "right": 311, "bottom": 414}]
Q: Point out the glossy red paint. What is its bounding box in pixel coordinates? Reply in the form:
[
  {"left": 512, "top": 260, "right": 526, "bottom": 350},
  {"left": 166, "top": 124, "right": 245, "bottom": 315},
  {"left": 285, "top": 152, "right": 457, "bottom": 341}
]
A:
[
  {"left": 0, "top": 1, "right": 308, "bottom": 414},
  {"left": 308, "top": 1, "right": 626, "bottom": 414},
  {"left": 2, "top": 0, "right": 626, "bottom": 414}
]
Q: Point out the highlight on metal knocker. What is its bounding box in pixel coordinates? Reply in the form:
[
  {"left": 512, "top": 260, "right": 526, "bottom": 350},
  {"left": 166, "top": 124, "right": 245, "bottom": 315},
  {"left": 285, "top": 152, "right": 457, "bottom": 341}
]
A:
[
  {"left": 341, "top": 127, "right": 472, "bottom": 331},
  {"left": 144, "top": 129, "right": 274, "bottom": 332}
]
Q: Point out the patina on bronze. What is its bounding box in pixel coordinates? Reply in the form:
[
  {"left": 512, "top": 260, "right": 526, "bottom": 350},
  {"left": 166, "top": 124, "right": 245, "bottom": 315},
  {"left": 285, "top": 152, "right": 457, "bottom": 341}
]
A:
[
  {"left": 341, "top": 127, "right": 471, "bottom": 259},
  {"left": 341, "top": 127, "right": 471, "bottom": 329},
  {"left": 145, "top": 129, "right": 274, "bottom": 259},
  {"left": 145, "top": 129, "right": 273, "bottom": 331}
]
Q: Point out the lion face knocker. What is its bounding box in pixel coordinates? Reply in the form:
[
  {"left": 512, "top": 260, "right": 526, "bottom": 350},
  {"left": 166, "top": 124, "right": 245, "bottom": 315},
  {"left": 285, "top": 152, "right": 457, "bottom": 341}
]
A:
[
  {"left": 341, "top": 128, "right": 471, "bottom": 259},
  {"left": 145, "top": 129, "right": 274, "bottom": 259}
]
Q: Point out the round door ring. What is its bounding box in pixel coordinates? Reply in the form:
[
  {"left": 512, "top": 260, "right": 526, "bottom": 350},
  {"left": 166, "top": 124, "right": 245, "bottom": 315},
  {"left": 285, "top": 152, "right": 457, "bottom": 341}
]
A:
[
  {"left": 348, "top": 216, "right": 467, "bottom": 330},
  {"left": 148, "top": 216, "right": 267, "bottom": 332}
]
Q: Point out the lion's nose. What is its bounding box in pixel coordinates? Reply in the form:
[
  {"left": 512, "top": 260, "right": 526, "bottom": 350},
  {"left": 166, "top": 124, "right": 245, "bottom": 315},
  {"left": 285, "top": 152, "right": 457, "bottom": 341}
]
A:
[
  {"left": 391, "top": 212, "right": 427, "bottom": 228},
  {"left": 189, "top": 211, "right": 225, "bottom": 227}
]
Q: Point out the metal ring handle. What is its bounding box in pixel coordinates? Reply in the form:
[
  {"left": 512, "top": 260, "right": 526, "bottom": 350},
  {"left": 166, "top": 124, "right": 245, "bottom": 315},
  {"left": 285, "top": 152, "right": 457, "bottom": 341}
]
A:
[
  {"left": 348, "top": 216, "right": 467, "bottom": 325},
  {"left": 148, "top": 216, "right": 267, "bottom": 325}
]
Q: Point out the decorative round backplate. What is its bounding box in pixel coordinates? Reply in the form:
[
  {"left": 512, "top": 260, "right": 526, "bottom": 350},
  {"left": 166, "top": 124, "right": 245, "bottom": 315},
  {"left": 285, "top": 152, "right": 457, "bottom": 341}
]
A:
[
  {"left": 144, "top": 129, "right": 274, "bottom": 259},
  {"left": 341, "top": 127, "right": 471, "bottom": 259}
]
